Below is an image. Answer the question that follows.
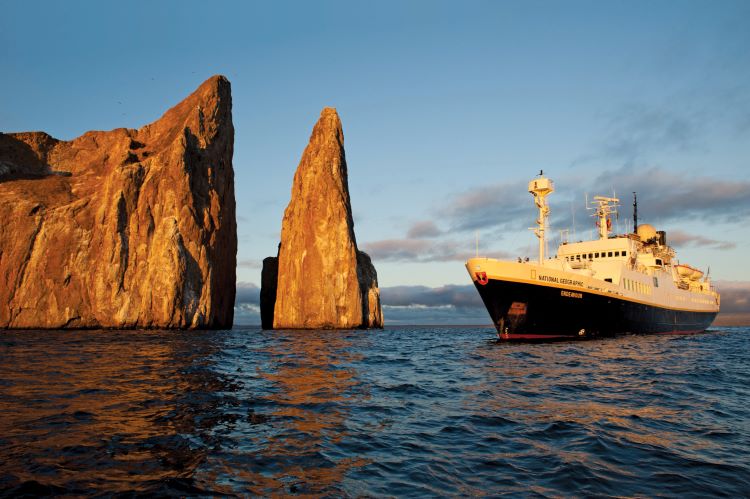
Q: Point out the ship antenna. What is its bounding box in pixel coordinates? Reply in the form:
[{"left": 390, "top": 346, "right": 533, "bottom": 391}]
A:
[
  {"left": 633, "top": 192, "right": 638, "bottom": 232},
  {"left": 571, "top": 201, "right": 576, "bottom": 240}
]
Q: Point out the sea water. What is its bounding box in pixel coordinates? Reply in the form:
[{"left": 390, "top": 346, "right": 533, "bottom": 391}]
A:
[{"left": 1, "top": 327, "right": 748, "bottom": 497}]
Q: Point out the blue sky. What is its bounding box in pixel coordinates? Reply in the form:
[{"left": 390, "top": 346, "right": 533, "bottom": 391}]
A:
[{"left": 3, "top": 0, "right": 749, "bottom": 324}]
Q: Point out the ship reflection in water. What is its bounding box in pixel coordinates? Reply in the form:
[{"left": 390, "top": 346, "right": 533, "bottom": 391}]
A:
[{"left": 0, "top": 327, "right": 749, "bottom": 496}]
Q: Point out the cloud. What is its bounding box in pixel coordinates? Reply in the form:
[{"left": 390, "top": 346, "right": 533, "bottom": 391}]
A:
[
  {"left": 714, "top": 280, "right": 750, "bottom": 326},
  {"left": 666, "top": 230, "right": 736, "bottom": 251},
  {"left": 598, "top": 104, "right": 703, "bottom": 163},
  {"left": 234, "top": 281, "right": 260, "bottom": 325},
  {"left": 715, "top": 281, "right": 750, "bottom": 314},
  {"left": 590, "top": 166, "right": 750, "bottom": 224},
  {"left": 516, "top": 167, "right": 750, "bottom": 235},
  {"left": 362, "top": 238, "right": 511, "bottom": 263},
  {"left": 238, "top": 259, "right": 263, "bottom": 268},
  {"left": 380, "top": 284, "right": 490, "bottom": 325},
  {"left": 574, "top": 75, "right": 750, "bottom": 167},
  {"left": 439, "top": 180, "right": 530, "bottom": 232},
  {"left": 381, "top": 284, "right": 483, "bottom": 308},
  {"left": 406, "top": 220, "right": 442, "bottom": 238}
]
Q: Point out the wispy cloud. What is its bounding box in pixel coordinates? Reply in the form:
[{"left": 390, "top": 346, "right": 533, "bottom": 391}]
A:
[
  {"left": 238, "top": 259, "right": 263, "bottom": 269},
  {"left": 439, "top": 180, "right": 530, "bottom": 232},
  {"left": 667, "top": 230, "right": 736, "bottom": 251},
  {"left": 406, "top": 220, "right": 442, "bottom": 238},
  {"left": 574, "top": 77, "right": 750, "bottom": 167},
  {"left": 362, "top": 238, "right": 511, "bottom": 263},
  {"left": 598, "top": 104, "right": 704, "bottom": 164},
  {"left": 591, "top": 166, "right": 750, "bottom": 224}
]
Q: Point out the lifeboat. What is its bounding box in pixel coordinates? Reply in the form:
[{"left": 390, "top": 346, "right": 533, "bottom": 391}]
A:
[{"left": 675, "top": 264, "right": 703, "bottom": 281}]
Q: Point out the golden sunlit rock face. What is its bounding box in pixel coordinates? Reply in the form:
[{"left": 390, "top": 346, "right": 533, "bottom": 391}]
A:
[
  {"left": 263, "top": 108, "right": 383, "bottom": 329},
  {"left": 0, "top": 75, "right": 236, "bottom": 329}
]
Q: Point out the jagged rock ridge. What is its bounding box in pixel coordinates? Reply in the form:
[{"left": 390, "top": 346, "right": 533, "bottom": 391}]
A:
[
  {"left": 0, "top": 75, "right": 236, "bottom": 329},
  {"left": 262, "top": 108, "right": 383, "bottom": 329}
]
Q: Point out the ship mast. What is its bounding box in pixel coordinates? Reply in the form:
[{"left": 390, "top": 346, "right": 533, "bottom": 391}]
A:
[
  {"left": 528, "top": 172, "right": 554, "bottom": 264},
  {"left": 592, "top": 195, "right": 619, "bottom": 240}
]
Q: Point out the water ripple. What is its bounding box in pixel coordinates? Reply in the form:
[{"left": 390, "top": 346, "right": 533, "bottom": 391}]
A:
[{"left": 0, "top": 327, "right": 749, "bottom": 496}]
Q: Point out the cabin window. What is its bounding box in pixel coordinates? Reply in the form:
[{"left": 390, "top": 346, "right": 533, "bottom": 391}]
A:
[
  {"left": 588, "top": 253, "right": 593, "bottom": 259},
  {"left": 655, "top": 258, "right": 662, "bottom": 266},
  {"left": 608, "top": 252, "right": 613, "bottom": 257},
  {"left": 622, "top": 251, "right": 627, "bottom": 256},
  {"left": 595, "top": 252, "right": 599, "bottom": 258},
  {"left": 653, "top": 277, "right": 659, "bottom": 287},
  {"left": 615, "top": 251, "right": 620, "bottom": 256},
  {"left": 576, "top": 255, "right": 581, "bottom": 261},
  {"left": 605, "top": 278, "right": 612, "bottom": 283}
]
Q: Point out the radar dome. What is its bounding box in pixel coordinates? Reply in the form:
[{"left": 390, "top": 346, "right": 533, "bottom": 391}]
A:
[{"left": 637, "top": 224, "right": 657, "bottom": 241}]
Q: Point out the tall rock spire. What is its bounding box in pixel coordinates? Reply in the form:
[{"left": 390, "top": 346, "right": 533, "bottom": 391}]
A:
[{"left": 263, "top": 108, "right": 382, "bottom": 329}]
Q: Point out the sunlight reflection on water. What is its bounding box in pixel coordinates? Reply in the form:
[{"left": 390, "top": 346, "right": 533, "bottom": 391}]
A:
[{"left": 0, "top": 327, "right": 748, "bottom": 496}]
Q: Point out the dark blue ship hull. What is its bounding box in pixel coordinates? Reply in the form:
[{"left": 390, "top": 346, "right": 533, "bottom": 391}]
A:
[{"left": 474, "top": 278, "right": 718, "bottom": 340}]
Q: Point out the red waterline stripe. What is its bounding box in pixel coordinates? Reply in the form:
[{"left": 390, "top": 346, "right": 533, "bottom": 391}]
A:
[
  {"left": 498, "top": 333, "right": 573, "bottom": 340},
  {"left": 653, "top": 329, "right": 708, "bottom": 335}
]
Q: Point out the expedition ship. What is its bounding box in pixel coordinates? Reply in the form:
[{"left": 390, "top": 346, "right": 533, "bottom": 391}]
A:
[{"left": 465, "top": 173, "right": 720, "bottom": 340}]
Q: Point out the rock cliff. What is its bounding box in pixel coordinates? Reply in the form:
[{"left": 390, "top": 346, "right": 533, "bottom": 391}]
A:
[
  {"left": 0, "top": 75, "right": 236, "bottom": 329},
  {"left": 262, "top": 108, "right": 383, "bottom": 329}
]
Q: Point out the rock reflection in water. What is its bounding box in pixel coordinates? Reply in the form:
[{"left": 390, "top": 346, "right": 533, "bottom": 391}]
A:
[
  {"left": 0, "top": 330, "right": 229, "bottom": 495},
  {"left": 216, "top": 329, "right": 368, "bottom": 496}
]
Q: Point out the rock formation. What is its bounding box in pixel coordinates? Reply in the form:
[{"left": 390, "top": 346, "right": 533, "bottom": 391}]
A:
[
  {"left": 260, "top": 255, "right": 278, "bottom": 330},
  {"left": 262, "top": 108, "right": 383, "bottom": 329},
  {"left": 0, "top": 75, "right": 236, "bottom": 329}
]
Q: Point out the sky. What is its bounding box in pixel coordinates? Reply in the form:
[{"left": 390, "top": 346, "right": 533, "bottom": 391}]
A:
[{"left": 2, "top": 0, "right": 749, "bottom": 325}]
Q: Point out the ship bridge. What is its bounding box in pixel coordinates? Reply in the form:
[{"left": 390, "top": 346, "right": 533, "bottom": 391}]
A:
[{"left": 556, "top": 237, "right": 635, "bottom": 264}]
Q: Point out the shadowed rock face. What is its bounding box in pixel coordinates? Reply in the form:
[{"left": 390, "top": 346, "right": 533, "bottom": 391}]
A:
[
  {"left": 0, "top": 75, "right": 236, "bottom": 329},
  {"left": 262, "top": 108, "right": 383, "bottom": 329},
  {"left": 260, "top": 256, "right": 279, "bottom": 330}
]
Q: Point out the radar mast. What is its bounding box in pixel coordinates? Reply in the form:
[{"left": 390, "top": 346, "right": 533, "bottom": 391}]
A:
[
  {"left": 592, "top": 196, "right": 619, "bottom": 239},
  {"left": 528, "top": 172, "right": 554, "bottom": 264}
]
